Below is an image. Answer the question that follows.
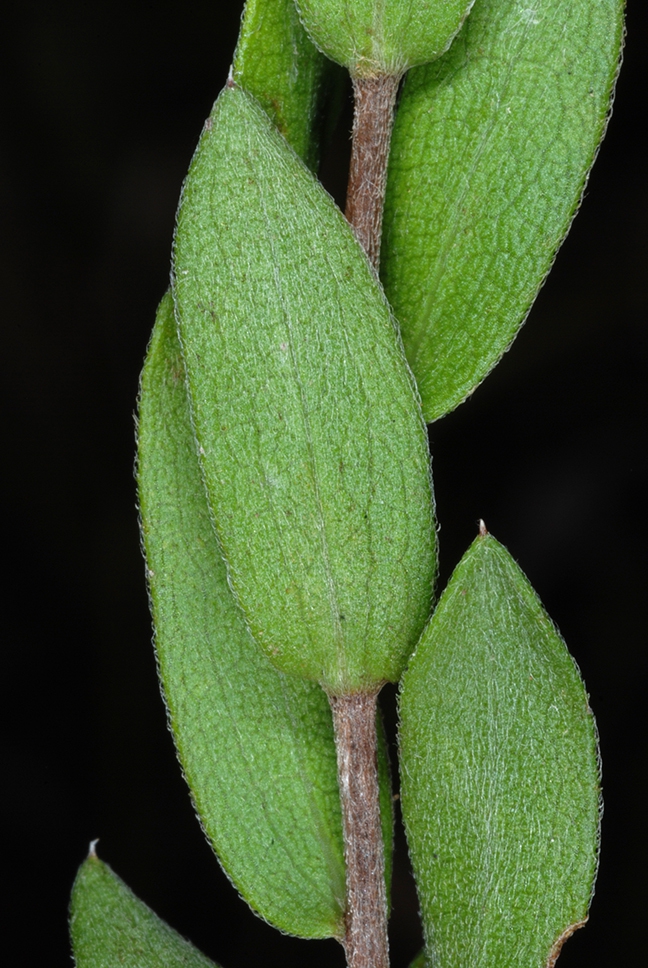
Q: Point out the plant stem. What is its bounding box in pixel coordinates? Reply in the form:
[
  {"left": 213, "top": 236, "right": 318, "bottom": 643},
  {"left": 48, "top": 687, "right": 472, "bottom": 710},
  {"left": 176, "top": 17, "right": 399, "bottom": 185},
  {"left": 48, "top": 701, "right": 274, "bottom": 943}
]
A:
[
  {"left": 345, "top": 73, "right": 401, "bottom": 271},
  {"left": 331, "top": 72, "right": 402, "bottom": 968},
  {"left": 329, "top": 691, "right": 389, "bottom": 968}
]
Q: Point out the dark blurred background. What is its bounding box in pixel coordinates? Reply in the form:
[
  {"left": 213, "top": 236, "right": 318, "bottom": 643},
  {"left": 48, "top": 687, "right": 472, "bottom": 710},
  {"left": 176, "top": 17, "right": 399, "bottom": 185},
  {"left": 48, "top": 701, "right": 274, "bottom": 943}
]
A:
[{"left": 2, "top": 1, "right": 645, "bottom": 965}]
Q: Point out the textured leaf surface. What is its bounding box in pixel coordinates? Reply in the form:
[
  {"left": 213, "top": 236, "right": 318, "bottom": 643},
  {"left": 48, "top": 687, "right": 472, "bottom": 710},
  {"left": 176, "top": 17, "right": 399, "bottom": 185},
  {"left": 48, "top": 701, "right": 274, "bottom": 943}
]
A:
[
  {"left": 173, "top": 85, "right": 436, "bottom": 694},
  {"left": 382, "top": 0, "right": 624, "bottom": 421},
  {"left": 138, "top": 293, "right": 345, "bottom": 938},
  {"left": 233, "top": 0, "right": 332, "bottom": 169},
  {"left": 399, "top": 531, "right": 600, "bottom": 968},
  {"left": 70, "top": 853, "right": 218, "bottom": 968},
  {"left": 139, "top": 295, "right": 394, "bottom": 938},
  {"left": 295, "top": 0, "right": 474, "bottom": 76}
]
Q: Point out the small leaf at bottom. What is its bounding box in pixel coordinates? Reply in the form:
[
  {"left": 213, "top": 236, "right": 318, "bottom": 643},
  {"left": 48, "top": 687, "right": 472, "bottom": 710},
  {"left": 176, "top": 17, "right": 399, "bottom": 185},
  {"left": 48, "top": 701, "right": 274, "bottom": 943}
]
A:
[{"left": 70, "top": 852, "right": 218, "bottom": 968}]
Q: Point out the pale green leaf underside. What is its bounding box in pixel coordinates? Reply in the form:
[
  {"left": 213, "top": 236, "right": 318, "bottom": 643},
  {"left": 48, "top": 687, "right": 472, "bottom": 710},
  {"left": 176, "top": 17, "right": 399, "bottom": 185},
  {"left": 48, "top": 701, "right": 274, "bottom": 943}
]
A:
[
  {"left": 295, "top": 0, "right": 474, "bottom": 76},
  {"left": 138, "top": 294, "right": 345, "bottom": 938},
  {"left": 233, "top": 0, "right": 331, "bottom": 170},
  {"left": 382, "top": 0, "right": 624, "bottom": 421},
  {"left": 399, "top": 533, "right": 600, "bottom": 968},
  {"left": 173, "top": 85, "right": 436, "bottom": 694},
  {"left": 70, "top": 854, "right": 218, "bottom": 968}
]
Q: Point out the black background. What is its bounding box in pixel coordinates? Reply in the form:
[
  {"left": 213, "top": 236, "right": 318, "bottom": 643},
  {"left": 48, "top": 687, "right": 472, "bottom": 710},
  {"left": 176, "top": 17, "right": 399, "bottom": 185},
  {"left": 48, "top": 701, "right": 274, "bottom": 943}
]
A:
[{"left": 3, "top": 1, "right": 646, "bottom": 965}]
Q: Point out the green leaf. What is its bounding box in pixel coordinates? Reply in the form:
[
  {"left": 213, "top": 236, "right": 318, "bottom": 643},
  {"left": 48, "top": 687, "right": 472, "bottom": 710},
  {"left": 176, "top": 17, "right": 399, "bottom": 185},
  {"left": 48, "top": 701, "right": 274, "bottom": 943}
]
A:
[
  {"left": 382, "top": 0, "right": 624, "bottom": 421},
  {"left": 70, "top": 851, "right": 218, "bottom": 968},
  {"left": 398, "top": 531, "right": 600, "bottom": 968},
  {"left": 295, "top": 0, "right": 475, "bottom": 77},
  {"left": 233, "top": 0, "right": 334, "bottom": 170},
  {"left": 173, "top": 85, "right": 436, "bottom": 695},
  {"left": 139, "top": 294, "right": 394, "bottom": 938},
  {"left": 138, "top": 293, "right": 345, "bottom": 938}
]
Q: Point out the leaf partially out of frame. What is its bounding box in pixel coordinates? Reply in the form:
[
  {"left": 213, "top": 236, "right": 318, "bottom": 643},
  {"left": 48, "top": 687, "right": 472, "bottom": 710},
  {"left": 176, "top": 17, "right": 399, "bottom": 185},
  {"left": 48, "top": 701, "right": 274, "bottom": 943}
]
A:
[
  {"left": 399, "top": 531, "right": 600, "bottom": 968},
  {"left": 233, "top": 0, "right": 335, "bottom": 171},
  {"left": 70, "top": 852, "right": 218, "bottom": 968},
  {"left": 294, "top": 0, "right": 474, "bottom": 77},
  {"left": 174, "top": 85, "right": 436, "bottom": 695},
  {"left": 382, "top": 0, "right": 624, "bottom": 421},
  {"left": 139, "top": 294, "right": 350, "bottom": 938}
]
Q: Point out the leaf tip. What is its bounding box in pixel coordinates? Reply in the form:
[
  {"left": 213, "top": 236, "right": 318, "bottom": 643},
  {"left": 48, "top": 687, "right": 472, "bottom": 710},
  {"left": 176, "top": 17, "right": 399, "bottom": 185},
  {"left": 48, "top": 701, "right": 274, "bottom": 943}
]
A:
[
  {"left": 478, "top": 518, "right": 489, "bottom": 537},
  {"left": 87, "top": 839, "right": 100, "bottom": 860}
]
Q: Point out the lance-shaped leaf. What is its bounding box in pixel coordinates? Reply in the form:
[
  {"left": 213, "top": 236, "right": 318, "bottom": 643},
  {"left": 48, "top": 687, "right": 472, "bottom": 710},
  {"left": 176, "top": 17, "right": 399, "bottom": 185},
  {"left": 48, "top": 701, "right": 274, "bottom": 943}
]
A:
[
  {"left": 70, "top": 851, "right": 218, "bottom": 968},
  {"left": 139, "top": 294, "right": 345, "bottom": 937},
  {"left": 173, "top": 85, "right": 436, "bottom": 695},
  {"left": 381, "top": 0, "right": 624, "bottom": 421},
  {"left": 233, "top": 0, "right": 334, "bottom": 170},
  {"left": 294, "top": 0, "right": 475, "bottom": 77},
  {"left": 139, "top": 295, "right": 394, "bottom": 938},
  {"left": 398, "top": 530, "right": 600, "bottom": 968}
]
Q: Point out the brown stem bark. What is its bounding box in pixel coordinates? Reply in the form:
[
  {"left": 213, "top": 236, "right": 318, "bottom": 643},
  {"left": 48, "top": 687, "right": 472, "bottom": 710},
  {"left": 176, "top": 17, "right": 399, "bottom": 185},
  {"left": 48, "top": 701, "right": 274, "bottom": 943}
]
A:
[
  {"left": 332, "top": 69, "right": 402, "bottom": 968},
  {"left": 329, "top": 691, "right": 389, "bottom": 968},
  {"left": 345, "top": 74, "right": 402, "bottom": 271}
]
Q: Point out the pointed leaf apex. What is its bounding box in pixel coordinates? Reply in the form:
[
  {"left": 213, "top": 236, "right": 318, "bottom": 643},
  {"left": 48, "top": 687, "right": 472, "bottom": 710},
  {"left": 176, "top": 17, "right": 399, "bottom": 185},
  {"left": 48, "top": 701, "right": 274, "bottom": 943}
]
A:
[
  {"left": 399, "top": 533, "right": 600, "bottom": 968},
  {"left": 87, "top": 839, "right": 99, "bottom": 859},
  {"left": 478, "top": 519, "right": 488, "bottom": 536},
  {"left": 174, "top": 84, "right": 436, "bottom": 693}
]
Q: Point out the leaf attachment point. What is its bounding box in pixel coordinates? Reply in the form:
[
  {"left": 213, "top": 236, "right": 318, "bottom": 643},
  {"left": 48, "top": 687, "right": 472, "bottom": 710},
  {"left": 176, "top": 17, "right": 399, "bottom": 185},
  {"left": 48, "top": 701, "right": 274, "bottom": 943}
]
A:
[
  {"left": 173, "top": 85, "right": 436, "bottom": 695},
  {"left": 295, "top": 0, "right": 475, "bottom": 77}
]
